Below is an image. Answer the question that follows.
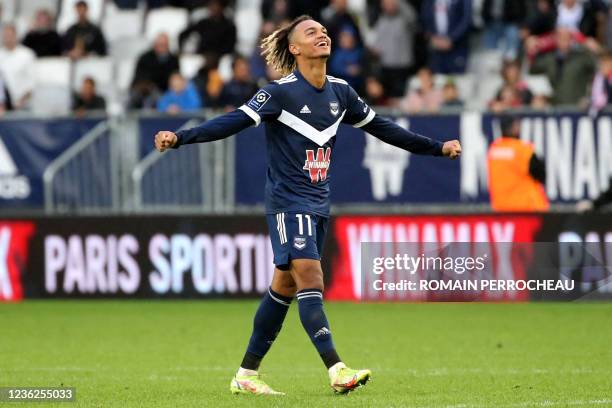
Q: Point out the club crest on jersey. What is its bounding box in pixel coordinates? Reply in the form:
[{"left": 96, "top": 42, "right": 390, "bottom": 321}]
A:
[
  {"left": 303, "top": 147, "right": 331, "bottom": 183},
  {"left": 247, "top": 90, "right": 271, "bottom": 111},
  {"left": 293, "top": 236, "right": 307, "bottom": 250},
  {"left": 329, "top": 102, "right": 339, "bottom": 116}
]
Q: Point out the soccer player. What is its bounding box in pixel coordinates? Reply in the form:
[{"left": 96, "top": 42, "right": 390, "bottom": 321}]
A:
[{"left": 154, "top": 16, "right": 462, "bottom": 395}]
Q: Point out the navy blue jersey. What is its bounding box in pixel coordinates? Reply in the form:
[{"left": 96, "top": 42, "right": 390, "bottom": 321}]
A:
[
  {"left": 174, "top": 69, "right": 443, "bottom": 217},
  {"left": 238, "top": 70, "right": 375, "bottom": 216}
]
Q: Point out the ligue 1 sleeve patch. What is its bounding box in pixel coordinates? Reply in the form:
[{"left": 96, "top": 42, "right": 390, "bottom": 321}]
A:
[{"left": 247, "top": 90, "right": 272, "bottom": 112}]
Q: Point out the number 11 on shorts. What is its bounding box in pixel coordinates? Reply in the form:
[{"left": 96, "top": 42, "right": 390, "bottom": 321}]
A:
[{"left": 296, "top": 214, "right": 312, "bottom": 236}]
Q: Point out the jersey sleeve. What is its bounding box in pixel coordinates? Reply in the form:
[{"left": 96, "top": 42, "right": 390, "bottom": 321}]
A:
[
  {"left": 238, "top": 83, "right": 282, "bottom": 126},
  {"left": 174, "top": 109, "right": 255, "bottom": 147},
  {"left": 342, "top": 85, "right": 376, "bottom": 128}
]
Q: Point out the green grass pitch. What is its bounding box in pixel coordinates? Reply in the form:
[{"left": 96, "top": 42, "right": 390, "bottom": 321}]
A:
[{"left": 1, "top": 301, "right": 612, "bottom": 407}]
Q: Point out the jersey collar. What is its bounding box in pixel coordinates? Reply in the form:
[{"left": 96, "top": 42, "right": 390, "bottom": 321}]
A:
[{"left": 294, "top": 69, "right": 328, "bottom": 93}]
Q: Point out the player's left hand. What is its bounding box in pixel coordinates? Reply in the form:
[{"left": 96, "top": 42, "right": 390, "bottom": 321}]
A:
[{"left": 442, "top": 140, "right": 461, "bottom": 159}]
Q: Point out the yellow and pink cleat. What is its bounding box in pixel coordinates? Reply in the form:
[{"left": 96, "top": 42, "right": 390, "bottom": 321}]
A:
[
  {"left": 329, "top": 363, "right": 372, "bottom": 394},
  {"left": 230, "top": 374, "right": 285, "bottom": 395}
]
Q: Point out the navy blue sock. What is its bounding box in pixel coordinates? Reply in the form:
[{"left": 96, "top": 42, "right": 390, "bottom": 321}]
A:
[
  {"left": 296, "top": 288, "right": 341, "bottom": 368},
  {"left": 241, "top": 287, "right": 292, "bottom": 370}
]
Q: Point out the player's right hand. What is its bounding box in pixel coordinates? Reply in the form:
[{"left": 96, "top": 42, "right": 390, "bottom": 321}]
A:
[{"left": 155, "top": 131, "right": 177, "bottom": 152}]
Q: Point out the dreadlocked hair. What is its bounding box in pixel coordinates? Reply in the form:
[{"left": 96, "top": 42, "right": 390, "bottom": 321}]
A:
[{"left": 261, "top": 15, "right": 312, "bottom": 76}]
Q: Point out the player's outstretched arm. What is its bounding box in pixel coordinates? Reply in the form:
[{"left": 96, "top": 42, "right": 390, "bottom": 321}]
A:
[
  {"left": 361, "top": 115, "right": 462, "bottom": 159},
  {"left": 154, "top": 109, "right": 255, "bottom": 152}
]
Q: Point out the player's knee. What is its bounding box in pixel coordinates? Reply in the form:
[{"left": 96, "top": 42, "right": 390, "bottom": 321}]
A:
[
  {"left": 277, "top": 280, "right": 297, "bottom": 297},
  {"left": 271, "top": 268, "right": 297, "bottom": 297},
  {"left": 294, "top": 266, "right": 324, "bottom": 291}
]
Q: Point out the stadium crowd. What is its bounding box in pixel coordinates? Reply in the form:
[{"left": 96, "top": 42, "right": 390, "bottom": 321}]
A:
[{"left": 0, "top": 0, "right": 612, "bottom": 116}]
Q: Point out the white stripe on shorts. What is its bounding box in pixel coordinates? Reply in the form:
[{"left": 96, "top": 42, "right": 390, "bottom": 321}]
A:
[{"left": 277, "top": 213, "right": 287, "bottom": 244}]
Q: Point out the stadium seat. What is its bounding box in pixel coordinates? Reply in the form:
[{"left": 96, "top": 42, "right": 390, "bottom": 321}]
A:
[
  {"left": 109, "top": 36, "right": 150, "bottom": 61},
  {"left": 144, "top": 7, "right": 188, "bottom": 51},
  {"left": 235, "top": 0, "right": 262, "bottom": 10},
  {"left": 17, "top": 0, "right": 59, "bottom": 20},
  {"left": 31, "top": 57, "right": 72, "bottom": 114},
  {"left": 218, "top": 54, "right": 234, "bottom": 82},
  {"left": 73, "top": 57, "right": 114, "bottom": 100},
  {"left": 102, "top": 2, "right": 143, "bottom": 43},
  {"left": 13, "top": 15, "right": 30, "bottom": 39},
  {"left": 473, "top": 75, "right": 503, "bottom": 110},
  {"left": 407, "top": 74, "right": 475, "bottom": 105},
  {"left": 189, "top": 6, "right": 208, "bottom": 23},
  {"left": 348, "top": 0, "right": 366, "bottom": 14},
  {"left": 454, "top": 75, "right": 476, "bottom": 103},
  {"left": 180, "top": 54, "right": 205, "bottom": 80},
  {"left": 468, "top": 49, "right": 504, "bottom": 76},
  {"left": 525, "top": 75, "right": 553, "bottom": 97},
  {"left": 31, "top": 86, "right": 72, "bottom": 114},
  {"left": 34, "top": 56, "right": 71, "bottom": 86},
  {"left": 0, "top": 0, "right": 15, "bottom": 22},
  {"left": 115, "top": 58, "right": 135, "bottom": 92},
  {"left": 57, "top": 0, "right": 104, "bottom": 34},
  {"left": 234, "top": 7, "right": 261, "bottom": 56},
  {"left": 471, "top": 0, "right": 485, "bottom": 28}
]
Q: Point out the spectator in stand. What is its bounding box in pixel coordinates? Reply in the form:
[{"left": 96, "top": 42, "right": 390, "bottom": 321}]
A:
[
  {"left": 329, "top": 27, "right": 364, "bottom": 91},
  {"left": 530, "top": 28, "right": 596, "bottom": 105},
  {"left": 371, "top": 0, "right": 417, "bottom": 98},
  {"left": 490, "top": 85, "right": 524, "bottom": 112},
  {"left": 607, "top": 7, "right": 612, "bottom": 49},
  {"left": 322, "top": 0, "right": 363, "bottom": 49},
  {"left": 219, "top": 56, "right": 258, "bottom": 110},
  {"left": 482, "top": 0, "right": 526, "bottom": 61},
  {"left": 556, "top": 0, "right": 607, "bottom": 40},
  {"left": 442, "top": 78, "right": 463, "bottom": 108},
  {"left": 364, "top": 76, "right": 392, "bottom": 106},
  {"left": 0, "top": 73, "right": 10, "bottom": 115},
  {"left": 249, "top": 22, "right": 276, "bottom": 86},
  {"left": 265, "top": 63, "right": 282, "bottom": 81},
  {"left": 589, "top": 51, "right": 612, "bottom": 115},
  {"left": 525, "top": 26, "right": 602, "bottom": 62},
  {"left": 0, "top": 24, "right": 35, "bottom": 110},
  {"left": 157, "top": 72, "right": 202, "bottom": 114},
  {"left": 128, "top": 33, "right": 178, "bottom": 110},
  {"left": 63, "top": 1, "right": 107, "bottom": 59},
  {"left": 401, "top": 67, "right": 443, "bottom": 113},
  {"left": 524, "top": 0, "right": 607, "bottom": 59},
  {"left": 421, "top": 0, "right": 472, "bottom": 74},
  {"left": 524, "top": 0, "right": 556, "bottom": 37},
  {"left": 132, "top": 33, "right": 179, "bottom": 93},
  {"left": 193, "top": 54, "right": 225, "bottom": 107},
  {"left": 287, "top": 0, "right": 329, "bottom": 21},
  {"left": 113, "top": 0, "right": 140, "bottom": 8},
  {"left": 73, "top": 77, "right": 106, "bottom": 116},
  {"left": 490, "top": 60, "right": 533, "bottom": 112},
  {"left": 179, "top": 0, "right": 236, "bottom": 58},
  {"left": 261, "top": 0, "right": 290, "bottom": 25},
  {"left": 556, "top": 0, "right": 585, "bottom": 31},
  {"left": 128, "top": 80, "right": 161, "bottom": 110},
  {"left": 22, "top": 9, "right": 62, "bottom": 57},
  {"left": 168, "top": 0, "right": 209, "bottom": 9}
]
